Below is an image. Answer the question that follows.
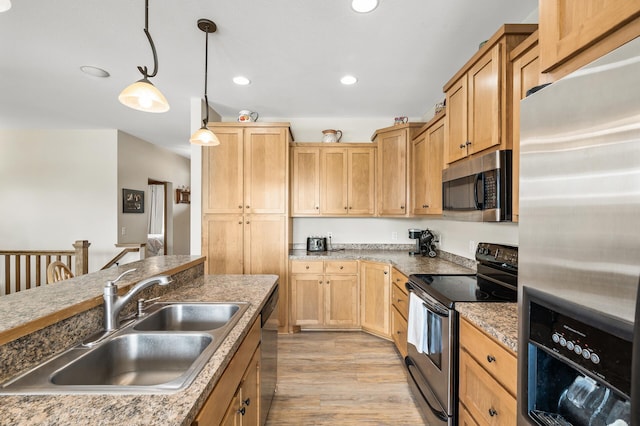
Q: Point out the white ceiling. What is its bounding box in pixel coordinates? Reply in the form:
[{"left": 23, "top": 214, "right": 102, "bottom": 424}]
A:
[{"left": 0, "top": 0, "right": 537, "bottom": 158}]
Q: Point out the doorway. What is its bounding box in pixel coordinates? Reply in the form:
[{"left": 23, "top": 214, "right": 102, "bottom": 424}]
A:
[{"left": 147, "top": 179, "right": 168, "bottom": 256}]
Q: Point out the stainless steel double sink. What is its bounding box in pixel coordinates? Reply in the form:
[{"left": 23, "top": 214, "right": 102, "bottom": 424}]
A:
[{"left": 1, "top": 302, "right": 249, "bottom": 394}]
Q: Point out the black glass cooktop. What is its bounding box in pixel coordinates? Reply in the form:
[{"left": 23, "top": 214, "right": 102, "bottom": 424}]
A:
[{"left": 408, "top": 273, "right": 517, "bottom": 308}]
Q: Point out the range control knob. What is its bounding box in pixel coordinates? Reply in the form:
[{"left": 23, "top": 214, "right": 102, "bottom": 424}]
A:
[
  {"left": 552, "top": 333, "right": 561, "bottom": 343},
  {"left": 559, "top": 337, "right": 567, "bottom": 347},
  {"left": 566, "top": 341, "right": 575, "bottom": 351},
  {"left": 574, "top": 345, "right": 582, "bottom": 355},
  {"left": 591, "top": 353, "right": 601, "bottom": 364},
  {"left": 582, "top": 349, "right": 591, "bottom": 359}
]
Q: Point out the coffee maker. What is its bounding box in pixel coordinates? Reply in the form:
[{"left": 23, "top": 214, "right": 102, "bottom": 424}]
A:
[
  {"left": 408, "top": 229, "right": 423, "bottom": 255},
  {"left": 408, "top": 229, "right": 437, "bottom": 257}
]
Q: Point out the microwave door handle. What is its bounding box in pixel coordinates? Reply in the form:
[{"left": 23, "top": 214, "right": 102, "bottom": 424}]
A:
[{"left": 474, "top": 173, "right": 483, "bottom": 210}]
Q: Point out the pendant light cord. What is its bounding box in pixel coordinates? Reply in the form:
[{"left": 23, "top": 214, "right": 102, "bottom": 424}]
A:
[
  {"left": 138, "top": 0, "right": 159, "bottom": 79},
  {"left": 202, "top": 22, "right": 210, "bottom": 126}
]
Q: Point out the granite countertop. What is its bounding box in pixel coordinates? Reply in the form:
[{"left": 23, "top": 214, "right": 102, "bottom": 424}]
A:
[
  {"left": 456, "top": 302, "right": 518, "bottom": 353},
  {"left": 289, "top": 249, "right": 475, "bottom": 276},
  {"left": 0, "top": 274, "right": 279, "bottom": 426}
]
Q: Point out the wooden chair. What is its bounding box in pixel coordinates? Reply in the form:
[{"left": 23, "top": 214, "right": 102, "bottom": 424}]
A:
[{"left": 47, "top": 261, "right": 74, "bottom": 284}]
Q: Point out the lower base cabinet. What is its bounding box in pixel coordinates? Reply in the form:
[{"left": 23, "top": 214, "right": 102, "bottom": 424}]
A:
[
  {"left": 390, "top": 268, "right": 409, "bottom": 358},
  {"left": 193, "top": 318, "right": 261, "bottom": 426},
  {"left": 459, "top": 317, "right": 517, "bottom": 426},
  {"left": 360, "top": 261, "right": 391, "bottom": 338}
]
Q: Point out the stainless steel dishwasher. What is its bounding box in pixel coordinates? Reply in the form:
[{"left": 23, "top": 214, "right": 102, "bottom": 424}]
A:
[{"left": 260, "top": 285, "right": 278, "bottom": 425}]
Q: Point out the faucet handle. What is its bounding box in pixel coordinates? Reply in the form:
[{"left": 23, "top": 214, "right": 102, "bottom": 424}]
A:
[{"left": 106, "top": 268, "right": 137, "bottom": 287}]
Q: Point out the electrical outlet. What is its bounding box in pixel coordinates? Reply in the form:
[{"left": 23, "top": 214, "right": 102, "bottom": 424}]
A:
[
  {"left": 469, "top": 240, "right": 476, "bottom": 254},
  {"left": 435, "top": 233, "right": 441, "bottom": 244},
  {"left": 121, "top": 227, "right": 126, "bottom": 236},
  {"left": 327, "top": 232, "right": 333, "bottom": 238},
  {"left": 391, "top": 232, "right": 398, "bottom": 240}
]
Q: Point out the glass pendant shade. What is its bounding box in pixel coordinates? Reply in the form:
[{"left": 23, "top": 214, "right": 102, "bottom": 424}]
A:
[
  {"left": 118, "top": 77, "right": 169, "bottom": 113},
  {"left": 0, "top": 0, "right": 11, "bottom": 12},
  {"left": 190, "top": 125, "right": 220, "bottom": 146}
]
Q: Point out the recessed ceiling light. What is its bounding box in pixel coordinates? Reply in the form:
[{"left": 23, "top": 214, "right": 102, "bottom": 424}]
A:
[
  {"left": 340, "top": 75, "right": 358, "bottom": 85},
  {"left": 351, "top": 0, "right": 378, "bottom": 13},
  {"left": 233, "top": 76, "right": 251, "bottom": 85},
  {"left": 80, "top": 66, "right": 110, "bottom": 78}
]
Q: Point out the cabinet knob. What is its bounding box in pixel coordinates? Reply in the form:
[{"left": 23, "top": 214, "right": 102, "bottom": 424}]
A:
[
  {"left": 349, "top": 206, "right": 352, "bottom": 209},
  {"left": 397, "top": 298, "right": 403, "bottom": 303},
  {"left": 384, "top": 271, "right": 388, "bottom": 275},
  {"left": 243, "top": 398, "right": 251, "bottom": 406},
  {"left": 238, "top": 205, "right": 243, "bottom": 209},
  {"left": 459, "top": 144, "right": 466, "bottom": 149},
  {"left": 246, "top": 221, "right": 250, "bottom": 224},
  {"left": 423, "top": 204, "right": 429, "bottom": 208},
  {"left": 246, "top": 205, "right": 250, "bottom": 209},
  {"left": 339, "top": 266, "right": 344, "bottom": 270},
  {"left": 397, "top": 330, "right": 402, "bottom": 334},
  {"left": 400, "top": 206, "right": 405, "bottom": 209},
  {"left": 326, "top": 281, "right": 330, "bottom": 284},
  {"left": 488, "top": 408, "right": 497, "bottom": 417},
  {"left": 344, "top": 206, "right": 348, "bottom": 210},
  {"left": 238, "top": 407, "right": 246, "bottom": 416},
  {"left": 238, "top": 221, "right": 242, "bottom": 224},
  {"left": 319, "top": 280, "right": 323, "bottom": 284},
  {"left": 315, "top": 206, "right": 319, "bottom": 209},
  {"left": 305, "top": 265, "right": 310, "bottom": 269},
  {"left": 487, "top": 355, "right": 496, "bottom": 363},
  {"left": 466, "top": 141, "right": 472, "bottom": 146}
]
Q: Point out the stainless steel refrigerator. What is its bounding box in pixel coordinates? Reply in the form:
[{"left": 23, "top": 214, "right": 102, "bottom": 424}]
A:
[{"left": 517, "top": 36, "right": 640, "bottom": 425}]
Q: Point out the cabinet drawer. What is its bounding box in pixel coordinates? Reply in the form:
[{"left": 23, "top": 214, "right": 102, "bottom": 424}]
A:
[
  {"left": 391, "top": 282, "right": 409, "bottom": 319},
  {"left": 391, "top": 268, "right": 409, "bottom": 292},
  {"left": 391, "top": 306, "right": 408, "bottom": 358},
  {"left": 460, "top": 317, "right": 517, "bottom": 396},
  {"left": 325, "top": 261, "right": 358, "bottom": 274},
  {"left": 459, "top": 349, "right": 516, "bottom": 426},
  {"left": 291, "top": 260, "right": 324, "bottom": 274}
]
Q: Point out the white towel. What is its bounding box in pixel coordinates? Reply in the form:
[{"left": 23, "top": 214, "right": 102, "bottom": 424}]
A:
[{"left": 407, "top": 292, "right": 426, "bottom": 353}]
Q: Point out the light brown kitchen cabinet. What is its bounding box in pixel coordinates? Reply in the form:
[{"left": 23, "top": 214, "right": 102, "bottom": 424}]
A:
[
  {"left": 202, "top": 122, "right": 292, "bottom": 333},
  {"left": 459, "top": 317, "right": 517, "bottom": 426},
  {"left": 371, "top": 123, "right": 425, "bottom": 216},
  {"left": 390, "top": 268, "right": 409, "bottom": 358},
  {"left": 539, "top": 0, "right": 640, "bottom": 79},
  {"left": 510, "top": 31, "right": 549, "bottom": 223},
  {"left": 290, "top": 260, "right": 360, "bottom": 329},
  {"left": 443, "top": 24, "right": 537, "bottom": 165},
  {"left": 193, "top": 318, "right": 261, "bottom": 426},
  {"left": 360, "top": 261, "right": 391, "bottom": 338},
  {"left": 290, "top": 143, "right": 376, "bottom": 217},
  {"left": 412, "top": 113, "right": 445, "bottom": 215}
]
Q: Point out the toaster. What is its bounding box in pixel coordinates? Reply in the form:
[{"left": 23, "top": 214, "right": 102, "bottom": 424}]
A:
[{"left": 306, "top": 237, "right": 327, "bottom": 252}]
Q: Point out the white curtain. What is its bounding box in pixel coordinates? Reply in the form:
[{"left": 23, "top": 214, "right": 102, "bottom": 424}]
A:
[{"left": 148, "top": 184, "right": 165, "bottom": 235}]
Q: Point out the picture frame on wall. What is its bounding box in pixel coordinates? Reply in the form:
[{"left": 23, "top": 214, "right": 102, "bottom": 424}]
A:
[{"left": 122, "top": 188, "right": 144, "bottom": 213}]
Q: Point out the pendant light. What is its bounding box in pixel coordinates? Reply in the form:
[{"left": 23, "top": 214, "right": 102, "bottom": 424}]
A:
[
  {"left": 118, "top": 0, "right": 170, "bottom": 113},
  {"left": 0, "top": 0, "right": 12, "bottom": 13},
  {"left": 190, "top": 19, "right": 220, "bottom": 146}
]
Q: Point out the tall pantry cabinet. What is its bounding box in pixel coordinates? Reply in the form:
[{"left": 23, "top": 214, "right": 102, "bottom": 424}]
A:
[{"left": 202, "top": 122, "right": 293, "bottom": 332}]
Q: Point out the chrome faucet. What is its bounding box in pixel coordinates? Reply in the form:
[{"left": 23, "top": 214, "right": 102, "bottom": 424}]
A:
[{"left": 103, "top": 269, "right": 172, "bottom": 331}]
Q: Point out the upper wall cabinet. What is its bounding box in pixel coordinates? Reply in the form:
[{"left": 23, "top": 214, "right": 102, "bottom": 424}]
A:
[
  {"left": 412, "top": 112, "right": 445, "bottom": 216},
  {"left": 443, "top": 24, "right": 537, "bottom": 165},
  {"left": 539, "top": 0, "right": 640, "bottom": 80},
  {"left": 290, "top": 143, "right": 376, "bottom": 217},
  {"left": 203, "top": 123, "right": 292, "bottom": 215},
  {"left": 371, "top": 123, "right": 425, "bottom": 217}
]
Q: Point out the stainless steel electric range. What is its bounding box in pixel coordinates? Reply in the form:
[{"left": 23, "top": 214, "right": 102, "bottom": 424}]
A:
[{"left": 404, "top": 242, "right": 518, "bottom": 425}]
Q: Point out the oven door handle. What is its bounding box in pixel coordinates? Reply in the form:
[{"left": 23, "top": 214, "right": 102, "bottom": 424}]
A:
[
  {"left": 406, "top": 282, "right": 449, "bottom": 317},
  {"left": 405, "top": 356, "right": 449, "bottom": 422},
  {"left": 422, "top": 301, "right": 449, "bottom": 318}
]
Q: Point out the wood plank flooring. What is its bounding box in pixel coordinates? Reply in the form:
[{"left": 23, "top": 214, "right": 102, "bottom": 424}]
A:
[{"left": 265, "top": 331, "right": 425, "bottom": 425}]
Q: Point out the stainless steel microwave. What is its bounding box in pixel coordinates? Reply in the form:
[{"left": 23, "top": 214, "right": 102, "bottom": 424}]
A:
[{"left": 442, "top": 150, "right": 512, "bottom": 222}]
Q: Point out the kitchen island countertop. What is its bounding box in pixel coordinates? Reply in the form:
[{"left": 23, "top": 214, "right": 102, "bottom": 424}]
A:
[{"left": 0, "top": 273, "right": 278, "bottom": 426}]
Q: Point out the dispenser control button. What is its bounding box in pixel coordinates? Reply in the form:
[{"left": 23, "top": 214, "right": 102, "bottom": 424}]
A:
[
  {"left": 591, "top": 353, "right": 601, "bottom": 364},
  {"left": 573, "top": 345, "right": 582, "bottom": 355},
  {"left": 552, "top": 333, "right": 560, "bottom": 343},
  {"left": 582, "top": 349, "right": 591, "bottom": 359},
  {"left": 566, "top": 341, "right": 575, "bottom": 351},
  {"left": 559, "top": 337, "right": 567, "bottom": 347}
]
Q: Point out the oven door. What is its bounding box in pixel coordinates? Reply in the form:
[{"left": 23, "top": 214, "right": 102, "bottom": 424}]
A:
[{"left": 405, "top": 283, "right": 454, "bottom": 424}]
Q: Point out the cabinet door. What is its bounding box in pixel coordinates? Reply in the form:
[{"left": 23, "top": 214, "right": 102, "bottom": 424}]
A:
[
  {"left": 425, "top": 117, "right": 445, "bottom": 214},
  {"left": 291, "top": 147, "right": 320, "bottom": 216},
  {"left": 445, "top": 76, "right": 469, "bottom": 164},
  {"left": 391, "top": 306, "right": 408, "bottom": 358},
  {"left": 325, "top": 274, "right": 359, "bottom": 327},
  {"left": 360, "top": 261, "right": 391, "bottom": 337},
  {"left": 202, "top": 214, "right": 244, "bottom": 274},
  {"left": 220, "top": 392, "right": 242, "bottom": 426},
  {"left": 467, "top": 44, "right": 500, "bottom": 155},
  {"left": 291, "top": 274, "right": 324, "bottom": 326},
  {"left": 412, "top": 130, "right": 430, "bottom": 215},
  {"left": 512, "top": 41, "right": 541, "bottom": 223},
  {"left": 320, "top": 148, "right": 349, "bottom": 215},
  {"left": 377, "top": 129, "right": 408, "bottom": 216},
  {"left": 202, "top": 128, "right": 244, "bottom": 214},
  {"left": 244, "top": 127, "right": 288, "bottom": 214},
  {"left": 239, "top": 347, "right": 260, "bottom": 426},
  {"left": 244, "top": 215, "right": 286, "bottom": 277},
  {"left": 347, "top": 148, "right": 376, "bottom": 215},
  {"left": 539, "top": 0, "right": 640, "bottom": 73}
]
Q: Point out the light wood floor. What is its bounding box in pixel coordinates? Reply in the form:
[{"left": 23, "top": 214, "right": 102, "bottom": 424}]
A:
[{"left": 265, "top": 331, "right": 425, "bottom": 425}]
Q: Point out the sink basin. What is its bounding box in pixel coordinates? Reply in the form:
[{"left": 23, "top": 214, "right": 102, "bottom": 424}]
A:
[
  {"left": 51, "top": 333, "right": 213, "bottom": 387},
  {"left": 134, "top": 303, "right": 244, "bottom": 331}
]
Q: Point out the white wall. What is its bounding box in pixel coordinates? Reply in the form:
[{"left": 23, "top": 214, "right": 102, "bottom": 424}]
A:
[
  {"left": 0, "top": 129, "right": 118, "bottom": 271},
  {"left": 117, "top": 131, "right": 191, "bottom": 255}
]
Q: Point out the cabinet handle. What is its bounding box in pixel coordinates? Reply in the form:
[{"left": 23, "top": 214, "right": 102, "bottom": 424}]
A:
[
  {"left": 400, "top": 206, "right": 405, "bottom": 209},
  {"left": 326, "top": 281, "right": 330, "bottom": 285},
  {"left": 243, "top": 398, "right": 251, "bottom": 406},
  {"left": 238, "top": 407, "right": 246, "bottom": 416},
  {"left": 397, "top": 330, "right": 402, "bottom": 334},
  {"left": 238, "top": 205, "right": 242, "bottom": 209},
  {"left": 349, "top": 206, "right": 352, "bottom": 209},
  {"left": 319, "top": 280, "right": 323, "bottom": 284},
  {"left": 384, "top": 271, "right": 388, "bottom": 275},
  {"left": 397, "top": 298, "right": 403, "bottom": 303},
  {"left": 315, "top": 206, "right": 319, "bottom": 209},
  {"left": 305, "top": 265, "right": 310, "bottom": 269},
  {"left": 487, "top": 355, "right": 496, "bottom": 363},
  {"left": 488, "top": 408, "right": 497, "bottom": 417},
  {"left": 246, "top": 205, "right": 250, "bottom": 208},
  {"left": 246, "top": 221, "right": 250, "bottom": 224},
  {"left": 340, "top": 266, "right": 344, "bottom": 270},
  {"left": 344, "top": 206, "right": 348, "bottom": 210},
  {"left": 459, "top": 144, "right": 466, "bottom": 149},
  {"left": 466, "top": 141, "right": 472, "bottom": 146}
]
